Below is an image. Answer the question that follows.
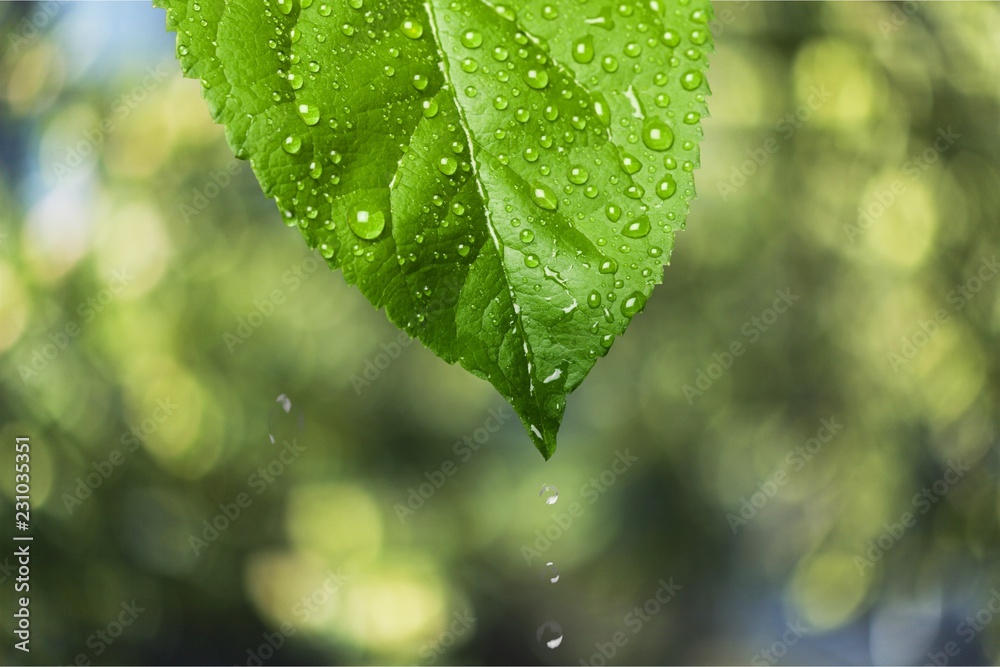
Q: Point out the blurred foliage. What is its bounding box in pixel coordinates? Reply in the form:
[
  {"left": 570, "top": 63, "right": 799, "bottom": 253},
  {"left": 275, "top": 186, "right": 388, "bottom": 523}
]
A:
[{"left": 0, "top": 1, "right": 999, "bottom": 665}]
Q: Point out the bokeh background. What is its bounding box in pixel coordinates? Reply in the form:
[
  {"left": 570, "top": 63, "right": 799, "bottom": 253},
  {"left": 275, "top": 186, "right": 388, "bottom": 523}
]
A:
[{"left": 1, "top": 1, "right": 999, "bottom": 664}]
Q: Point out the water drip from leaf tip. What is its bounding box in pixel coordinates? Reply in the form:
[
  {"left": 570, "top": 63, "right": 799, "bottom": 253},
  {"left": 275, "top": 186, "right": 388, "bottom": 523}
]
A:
[
  {"left": 541, "top": 561, "right": 559, "bottom": 583},
  {"left": 539, "top": 483, "right": 558, "bottom": 504}
]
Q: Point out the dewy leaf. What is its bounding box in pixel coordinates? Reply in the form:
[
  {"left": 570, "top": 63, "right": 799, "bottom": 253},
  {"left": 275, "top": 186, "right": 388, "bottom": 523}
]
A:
[{"left": 157, "top": 0, "right": 713, "bottom": 459}]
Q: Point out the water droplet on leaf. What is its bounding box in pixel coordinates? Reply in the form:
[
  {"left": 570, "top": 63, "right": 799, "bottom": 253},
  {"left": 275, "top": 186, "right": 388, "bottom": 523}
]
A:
[
  {"left": 282, "top": 135, "right": 302, "bottom": 154},
  {"left": 621, "top": 217, "right": 651, "bottom": 238},
  {"left": 297, "top": 103, "right": 320, "bottom": 126},
  {"left": 525, "top": 69, "right": 549, "bottom": 89},
  {"left": 642, "top": 119, "right": 674, "bottom": 151},
  {"left": 461, "top": 29, "right": 483, "bottom": 49},
  {"left": 348, "top": 209, "right": 385, "bottom": 240},
  {"left": 400, "top": 18, "right": 423, "bottom": 39},
  {"left": 530, "top": 182, "right": 558, "bottom": 210},
  {"left": 620, "top": 291, "right": 646, "bottom": 317},
  {"left": 655, "top": 174, "right": 677, "bottom": 199},
  {"left": 572, "top": 36, "right": 595, "bottom": 64}
]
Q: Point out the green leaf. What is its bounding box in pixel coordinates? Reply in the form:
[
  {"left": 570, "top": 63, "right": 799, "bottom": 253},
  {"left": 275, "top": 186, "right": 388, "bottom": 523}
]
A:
[{"left": 157, "top": 0, "right": 713, "bottom": 459}]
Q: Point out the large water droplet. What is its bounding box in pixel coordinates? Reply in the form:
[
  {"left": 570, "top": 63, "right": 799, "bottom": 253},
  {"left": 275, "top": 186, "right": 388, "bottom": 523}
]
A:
[
  {"left": 642, "top": 119, "right": 674, "bottom": 151},
  {"left": 598, "top": 258, "right": 618, "bottom": 274},
  {"left": 460, "top": 29, "right": 483, "bottom": 49},
  {"left": 530, "top": 182, "right": 558, "bottom": 210},
  {"left": 282, "top": 135, "right": 302, "bottom": 154},
  {"left": 348, "top": 209, "right": 385, "bottom": 240},
  {"left": 620, "top": 291, "right": 647, "bottom": 317},
  {"left": 541, "top": 561, "right": 560, "bottom": 583},
  {"left": 524, "top": 254, "right": 540, "bottom": 268},
  {"left": 621, "top": 216, "right": 651, "bottom": 238},
  {"left": 537, "top": 621, "right": 563, "bottom": 649},
  {"left": 437, "top": 156, "right": 458, "bottom": 176},
  {"left": 540, "top": 483, "right": 558, "bottom": 504},
  {"left": 660, "top": 29, "right": 680, "bottom": 47},
  {"left": 400, "top": 18, "right": 423, "bottom": 39},
  {"left": 567, "top": 166, "right": 589, "bottom": 185},
  {"left": 592, "top": 93, "right": 612, "bottom": 127},
  {"left": 275, "top": 0, "right": 295, "bottom": 15},
  {"left": 525, "top": 68, "right": 549, "bottom": 90},
  {"left": 680, "top": 70, "right": 703, "bottom": 90},
  {"left": 520, "top": 229, "right": 535, "bottom": 244},
  {"left": 297, "top": 103, "right": 320, "bottom": 126},
  {"left": 656, "top": 174, "right": 677, "bottom": 199},
  {"left": 620, "top": 153, "right": 641, "bottom": 174},
  {"left": 572, "top": 35, "right": 595, "bottom": 64},
  {"left": 605, "top": 204, "right": 622, "bottom": 222}
]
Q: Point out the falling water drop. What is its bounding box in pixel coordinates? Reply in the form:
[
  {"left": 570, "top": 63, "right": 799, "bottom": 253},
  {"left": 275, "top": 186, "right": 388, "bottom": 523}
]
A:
[
  {"left": 536, "top": 621, "right": 563, "bottom": 649},
  {"left": 540, "top": 561, "right": 560, "bottom": 583},
  {"left": 539, "top": 483, "right": 558, "bottom": 504},
  {"left": 267, "top": 393, "right": 304, "bottom": 445}
]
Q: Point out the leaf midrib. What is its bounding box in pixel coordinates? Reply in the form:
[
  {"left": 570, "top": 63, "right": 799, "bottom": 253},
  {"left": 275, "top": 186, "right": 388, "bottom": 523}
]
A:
[{"left": 421, "top": 0, "right": 548, "bottom": 433}]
